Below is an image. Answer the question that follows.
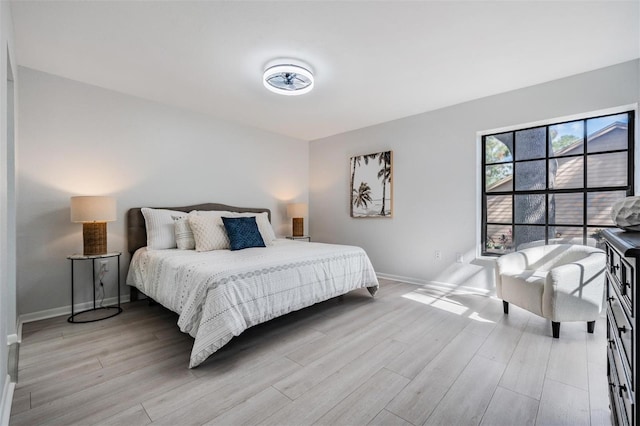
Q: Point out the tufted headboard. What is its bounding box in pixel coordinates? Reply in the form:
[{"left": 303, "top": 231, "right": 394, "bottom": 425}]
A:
[{"left": 127, "top": 203, "right": 271, "bottom": 256}]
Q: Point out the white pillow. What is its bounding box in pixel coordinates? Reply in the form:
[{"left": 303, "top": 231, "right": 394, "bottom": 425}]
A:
[
  {"left": 141, "top": 208, "right": 187, "bottom": 249},
  {"left": 188, "top": 212, "right": 230, "bottom": 251},
  {"left": 229, "top": 212, "right": 276, "bottom": 245},
  {"left": 173, "top": 217, "right": 195, "bottom": 250}
]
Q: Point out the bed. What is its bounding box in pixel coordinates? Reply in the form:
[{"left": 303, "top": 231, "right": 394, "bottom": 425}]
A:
[{"left": 125, "top": 203, "right": 379, "bottom": 368}]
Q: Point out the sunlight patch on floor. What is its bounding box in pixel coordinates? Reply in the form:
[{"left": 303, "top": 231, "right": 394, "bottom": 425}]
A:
[
  {"left": 402, "top": 291, "right": 469, "bottom": 315},
  {"left": 468, "top": 311, "right": 495, "bottom": 323},
  {"left": 401, "top": 289, "right": 496, "bottom": 323}
]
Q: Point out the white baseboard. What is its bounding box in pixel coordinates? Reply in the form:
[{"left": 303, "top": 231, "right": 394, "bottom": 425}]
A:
[
  {"left": 0, "top": 375, "right": 14, "bottom": 426},
  {"left": 7, "top": 322, "right": 22, "bottom": 346},
  {"left": 5, "top": 335, "right": 17, "bottom": 346},
  {"left": 19, "top": 295, "right": 131, "bottom": 324},
  {"left": 376, "top": 272, "right": 493, "bottom": 296}
]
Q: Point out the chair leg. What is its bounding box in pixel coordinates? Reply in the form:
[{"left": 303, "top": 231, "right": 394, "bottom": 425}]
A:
[
  {"left": 503, "top": 301, "right": 509, "bottom": 314},
  {"left": 587, "top": 321, "right": 595, "bottom": 334},
  {"left": 552, "top": 321, "right": 560, "bottom": 338}
]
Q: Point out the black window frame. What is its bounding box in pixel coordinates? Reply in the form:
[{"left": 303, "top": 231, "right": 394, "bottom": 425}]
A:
[{"left": 481, "top": 110, "right": 635, "bottom": 257}]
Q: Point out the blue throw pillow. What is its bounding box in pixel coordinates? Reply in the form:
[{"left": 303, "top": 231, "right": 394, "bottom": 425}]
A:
[{"left": 221, "top": 216, "right": 266, "bottom": 251}]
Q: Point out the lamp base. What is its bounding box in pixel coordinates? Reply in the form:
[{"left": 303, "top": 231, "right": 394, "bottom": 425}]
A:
[
  {"left": 83, "top": 222, "right": 108, "bottom": 255},
  {"left": 292, "top": 218, "right": 304, "bottom": 237}
]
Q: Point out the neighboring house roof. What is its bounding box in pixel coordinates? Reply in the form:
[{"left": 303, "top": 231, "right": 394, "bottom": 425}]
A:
[
  {"left": 487, "top": 122, "right": 628, "bottom": 232},
  {"left": 552, "top": 121, "right": 627, "bottom": 157}
]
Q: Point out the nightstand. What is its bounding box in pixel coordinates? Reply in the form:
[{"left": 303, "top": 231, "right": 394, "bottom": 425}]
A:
[
  {"left": 67, "top": 252, "right": 122, "bottom": 323},
  {"left": 286, "top": 236, "right": 311, "bottom": 242}
]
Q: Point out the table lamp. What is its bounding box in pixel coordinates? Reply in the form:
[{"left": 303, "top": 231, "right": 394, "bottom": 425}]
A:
[
  {"left": 287, "top": 203, "right": 308, "bottom": 237},
  {"left": 70, "top": 196, "right": 116, "bottom": 255}
]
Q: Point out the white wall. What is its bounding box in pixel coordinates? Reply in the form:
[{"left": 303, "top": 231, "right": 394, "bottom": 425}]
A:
[
  {"left": 0, "top": 1, "right": 17, "bottom": 423},
  {"left": 310, "top": 60, "right": 640, "bottom": 293},
  {"left": 16, "top": 67, "right": 309, "bottom": 317},
  {"left": 14, "top": 59, "right": 640, "bottom": 311}
]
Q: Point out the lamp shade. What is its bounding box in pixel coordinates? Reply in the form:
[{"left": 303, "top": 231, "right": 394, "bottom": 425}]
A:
[
  {"left": 70, "top": 196, "right": 116, "bottom": 223},
  {"left": 287, "top": 203, "right": 308, "bottom": 218}
]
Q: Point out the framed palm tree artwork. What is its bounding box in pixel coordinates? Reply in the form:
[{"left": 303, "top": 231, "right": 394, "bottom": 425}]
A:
[{"left": 350, "top": 150, "right": 393, "bottom": 218}]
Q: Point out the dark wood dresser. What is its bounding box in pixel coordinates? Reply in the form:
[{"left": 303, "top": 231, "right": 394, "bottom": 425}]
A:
[{"left": 603, "top": 228, "right": 640, "bottom": 426}]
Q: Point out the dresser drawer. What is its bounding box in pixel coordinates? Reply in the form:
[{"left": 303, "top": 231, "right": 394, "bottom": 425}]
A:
[
  {"left": 608, "top": 243, "right": 635, "bottom": 316},
  {"left": 608, "top": 292, "right": 634, "bottom": 388},
  {"left": 609, "top": 345, "right": 632, "bottom": 426}
]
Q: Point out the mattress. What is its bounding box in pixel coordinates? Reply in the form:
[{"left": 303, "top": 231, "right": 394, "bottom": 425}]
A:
[{"left": 126, "top": 239, "right": 379, "bottom": 367}]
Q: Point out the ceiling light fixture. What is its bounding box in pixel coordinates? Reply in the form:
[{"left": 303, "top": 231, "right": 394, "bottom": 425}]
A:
[{"left": 263, "top": 64, "right": 314, "bottom": 96}]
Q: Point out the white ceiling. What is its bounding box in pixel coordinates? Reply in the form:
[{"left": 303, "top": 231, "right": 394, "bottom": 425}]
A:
[{"left": 10, "top": 1, "right": 640, "bottom": 141}]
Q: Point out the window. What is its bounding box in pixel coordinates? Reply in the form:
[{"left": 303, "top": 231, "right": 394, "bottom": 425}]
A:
[{"left": 482, "top": 111, "right": 634, "bottom": 256}]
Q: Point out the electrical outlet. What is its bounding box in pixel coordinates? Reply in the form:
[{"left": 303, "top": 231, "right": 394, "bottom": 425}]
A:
[
  {"left": 435, "top": 250, "right": 442, "bottom": 260},
  {"left": 455, "top": 252, "right": 464, "bottom": 263},
  {"left": 100, "top": 260, "right": 108, "bottom": 271}
]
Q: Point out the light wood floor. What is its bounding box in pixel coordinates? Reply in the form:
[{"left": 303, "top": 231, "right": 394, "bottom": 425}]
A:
[{"left": 10, "top": 279, "right": 610, "bottom": 426}]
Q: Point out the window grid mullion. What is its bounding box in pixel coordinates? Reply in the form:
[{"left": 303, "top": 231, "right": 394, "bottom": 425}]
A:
[
  {"left": 511, "top": 131, "right": 515, "bottom": 250},
  {"left": 485, "top": 147, "right": 630, "bottom": 167},
  {"left": 582, "top": 118, "right": 588, "bottom": 245},
  {"left": 481, "top": 111, "right": 633, "bottom": 257},
  {"left": 545, "top": 124, "right": 550, "bottom": 245}
]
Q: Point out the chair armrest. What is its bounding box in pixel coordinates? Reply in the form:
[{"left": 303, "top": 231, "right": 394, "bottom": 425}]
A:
[
  {"left": 545, "top": 252, "right": 606, "bottom": 316},
  {"left": 496, "top": 252, "right": 527, "bottom": 276},
  {"left": 495, "top": 252, "right": 528, "bottom": 297}
]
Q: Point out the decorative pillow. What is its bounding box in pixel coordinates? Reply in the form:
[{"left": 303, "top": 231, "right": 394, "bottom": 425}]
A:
[
  {"left": 221, "top": 216, "right": 266, "bottom": 251},
  {"left": 173, "top": 217, "right": 195, "bottom": 250},
  {"left": 230, "top": 212, "right": 277, "bottom": 245},
  {"left": 188, "top": 213, "right": 230, "bottom": 251},
  {"left": 141, "top": 208, "right": 187, "bottom": 249}
]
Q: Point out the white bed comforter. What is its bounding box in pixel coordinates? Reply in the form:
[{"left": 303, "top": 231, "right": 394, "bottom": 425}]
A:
[{"left": 126, "top": 239, "right": 379, "bottom": 367}]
